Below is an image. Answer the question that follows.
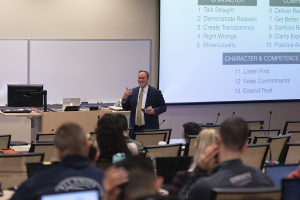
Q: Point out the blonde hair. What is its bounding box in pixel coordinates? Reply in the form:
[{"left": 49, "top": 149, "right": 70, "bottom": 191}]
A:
[{"left": 190, "top": 129, "right": 216, "bottom": 170}]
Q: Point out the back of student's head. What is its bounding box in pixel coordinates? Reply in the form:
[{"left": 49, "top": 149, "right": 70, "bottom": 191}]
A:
[
  {"left": 219, "top": 117, "right": 248, "bottom": 152},
  {"left": 115, "top": 156, "right": 156, "bottom": 200},
  {"left": 115, "top": 114, "right": 128, "bottom": 132},
  {"left": 55, "top": 123, "right": 87, "bottom": 157},
  {"left": 183, "top": 122, "right": 202, "bottom": 137},
  {"left": 96, "top": 114, "right": 131, "bottom": 159},
  {"left": 190, "top": 128, "right": 216, "bottom": 169}
]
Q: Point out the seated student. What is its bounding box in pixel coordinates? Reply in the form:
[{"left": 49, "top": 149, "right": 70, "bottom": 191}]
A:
[
  {"left": 183, "top": 122, "right": 202, "bottom": 137},
  {"left": 168, "top": 129, "right": 216, "bottom": 197},
  {"left": 179, "top": 117, "right": 274, "bottom": 200},
  {"left": 103, "top": 156, "right": 172, "bottom": 200},
  {"left": 96, "top": 114, "right": 132, "bottom": 159},
  {"left": 11, "top": 123, "right": 105, "bottom": 200},
  {"left": 115, "top": 114, "right": 143, "bottom": 148}
]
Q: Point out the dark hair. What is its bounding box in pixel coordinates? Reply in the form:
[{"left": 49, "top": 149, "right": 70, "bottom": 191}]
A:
[
  {"left": 219, "top": 117, "right": 248, "bottom": 152},
  {"left": 96, "top": 114, "right": 131, "bottom": 159},
  {"left": 55, "top": 123, "right": 87, "bottom": 156},
  {"left": 138, "top": 70, "right": 149, "bottom": 78},
  {"left": 115, "top": 114, "right": 128, "bottom": 132},
  {"left": 183, "top": 122, "right": 202, "bottom": 136},
  {"left": 115, "top": 156, "right": 155, "bottom": 200}
]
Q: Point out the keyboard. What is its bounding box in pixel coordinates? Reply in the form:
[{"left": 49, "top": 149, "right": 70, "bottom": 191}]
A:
[{"left": 3, "top": 110, "right": 32, "bottom": 113}]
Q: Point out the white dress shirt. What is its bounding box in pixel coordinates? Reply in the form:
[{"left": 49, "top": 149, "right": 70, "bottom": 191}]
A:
[{"left": 135, "top": 85, "right": 148, "bottom": 126}]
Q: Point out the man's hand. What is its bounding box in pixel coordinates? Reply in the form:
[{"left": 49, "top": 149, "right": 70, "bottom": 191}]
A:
[
  {"left": 122, "top": 89, "right": 133, "bottom": 100},
  {"left": 198, "top": 144, "right": 219, "bottom": 171},
  {"left": 103, "top": 166, "right": 129, "bottom": 200},
  {"left": 145, "top": 108, "right": 155, "bottom": 115}
]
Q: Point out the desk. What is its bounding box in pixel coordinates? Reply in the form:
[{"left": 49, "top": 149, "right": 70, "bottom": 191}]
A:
[
  {"left": 0, "top": 112, "right": 42, "bottom": 117},
  {"left": 1, "top": 109, "right": 130, "bottom": 141},
  {"left": 0, "top": 190, "right": 14, "bottom": 200},
  {"left": 0, "top": 111, "right": 42, "bottom": 142}
]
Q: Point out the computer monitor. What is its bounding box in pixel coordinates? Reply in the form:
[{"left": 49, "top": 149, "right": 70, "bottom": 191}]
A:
[
  {"left": 282, "top": 178, "right": 300, "bottom": 200},
  {"left": 39, "top": 190, "right": 99, "bottom": 200},
  {"left": 7, "top": 84, "right": 44, "bottom": 107},
  {"left": 156, "top": 156, "right": 193, "bottom": 185}
]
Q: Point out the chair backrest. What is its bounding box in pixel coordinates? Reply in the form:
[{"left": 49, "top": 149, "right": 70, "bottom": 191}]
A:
[
  {"left": 246, "top": 121, "right": 264, "bottom": 130},
  {"left": 144, "top": 143, "right": 182, "bottom": 158},
  {"left": 36, "top": 133, "right": 55, "bottom": 141},
  {"left": 96, "top": 159, "right": 113, "bottom": 170},
  {"left": 266, "top": 134, "right": 292, "bottom": 161},
  {"left": 0, "top": 134, "right": 11, "bottom": 149},
  {"left": 0, "top": 153, "right": 44, "bottom": 189},
  {"left": 184, "top": 135, "right": 197, "bottom": 156},
  {"left": 279, "top": 143, "right": 300, "bottom": 164},
  {"left": 200, "top": 125, "right": 220, "bottom": 133},
  {"left": 241, "top": 143, "right": 270, "bottom": 170},
  {"left": 210, "top": 187, "right": 281, "bottom": 200},
  {"left": 282, "top": 121, "right": 300, "bottom": 135},
  {"left": 248, "top": 129, "right": 280, "bottom": 139},
  {"left": 30, "top": 141, "right": 58, "bottom": 162},
  {"left": 133, "top": 132, "right": 167, "bottom": 146},
  {"left": 246, "top": 137, "right": 252, "bottom": 144},
  {"left": 253, "top": 136, "right": 270, "bottom": 144},
  {"left": 143, "top": 129, "right": 172, "bottom": 144},
  {"left": 288, "top": 131, "right": 300, "bottom": 143}
]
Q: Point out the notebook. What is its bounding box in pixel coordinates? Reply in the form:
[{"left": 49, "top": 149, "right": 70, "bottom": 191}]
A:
[{"left": 265, "top": 164, "right": 298, "bottom": 187}]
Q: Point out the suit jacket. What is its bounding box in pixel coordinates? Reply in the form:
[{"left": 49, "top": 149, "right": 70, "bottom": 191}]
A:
[{"left": 122, "top": 85, "right": 166, "bottom": 130}]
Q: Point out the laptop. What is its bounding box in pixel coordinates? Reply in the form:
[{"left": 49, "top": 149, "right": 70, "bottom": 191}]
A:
[
  {"left": 265, "top": 164, "right": 299, "bottom": 187},
  {"left": 26, "top": 162, "right": 61, "bottom": 178},
  {"left": 282, "top": 178, "right": 300, "bottom": 200},
  {"left": 156, "top": 156, "right": 193, "bottom": 185},
  {"left": 40, "top": 190, "right": 99, "bottom": 200},
  {"left": 62, "top": 98, "right": 80, "bottom": 111}
]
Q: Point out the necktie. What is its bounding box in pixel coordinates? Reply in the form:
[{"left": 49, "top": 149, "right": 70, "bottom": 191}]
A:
[{"left": 136, "top": 89, "right": 144, "bottom": 126}]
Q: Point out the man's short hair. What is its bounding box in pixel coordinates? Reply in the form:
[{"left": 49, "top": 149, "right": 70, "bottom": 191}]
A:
[
  {"left": 55, "top": 123, "right": 87, "bottom": 156},
  {"left": 138, "top": 70, "right": 149, "bottom": 78},
  {"left": 183, "top": 122, "right": 202, "bottom": 136},
  {"left": 219, "top": 117, "right": 248, "bottom": 152},
  {"left": 115, "top": 114, "right": 128, "bottom": 132},
  {"left": 115, "top": 156, "right": 155, "bottom": 200}
]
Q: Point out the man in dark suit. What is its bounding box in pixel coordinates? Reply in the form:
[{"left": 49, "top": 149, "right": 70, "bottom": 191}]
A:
[{"left": 122, "top": 70, "right": 166, "bottom": 133}]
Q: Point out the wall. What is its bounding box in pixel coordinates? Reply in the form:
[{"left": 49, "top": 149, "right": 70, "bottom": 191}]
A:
[
  {"left": 0, "top": 0, "right": 159, "bottom": 142},
  {"left": 0, "top": 0, "right": 299, "bottom": 142},
  {"left": 0, "top": 0, "right": 159, "bottom": 84}
]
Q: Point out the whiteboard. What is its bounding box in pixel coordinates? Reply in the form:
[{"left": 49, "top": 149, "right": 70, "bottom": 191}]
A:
[
  {"left": 29, "top": 40, "right": 151, "bottom": 104},
  {"left": 0, "top": 40, "right": 28, "bottom": 106}
]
